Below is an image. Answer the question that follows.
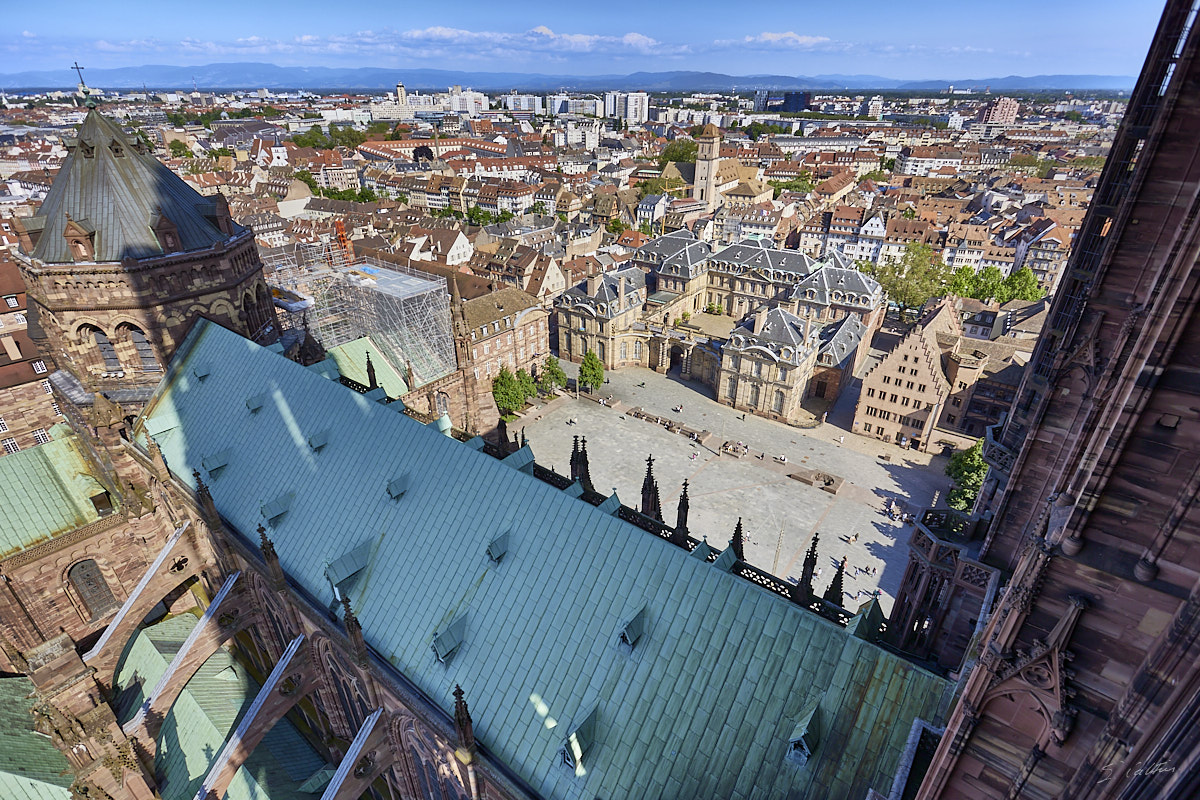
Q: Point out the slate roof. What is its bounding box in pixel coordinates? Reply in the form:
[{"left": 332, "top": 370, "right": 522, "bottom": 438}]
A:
[
  {"left": 711, "top": 240, "right": 818, "bottom": 277},
  {"left": 732, "top": 307, "right": 815, "bottom": 350},
  {"left": 136, "top": 320, "right": 951, "bottom": 800},
  {"left": 0, "top": 425, "right": 106, "bottom": 558},
  {"left": 0, "top": 677, "right": 74, "bottom": 799},
  {"left": 28, "top": 110, "right": 242, "bottom": 263},
  {"left": 818, "top": 315, "right": 868, "bottom": 369},
  {"left": 791, "top": 264, "right": 884, "bottom": 307}
]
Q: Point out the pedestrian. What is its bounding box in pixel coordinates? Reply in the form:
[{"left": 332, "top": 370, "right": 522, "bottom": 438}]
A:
[
  {"left": 849, "top": 533, "right": 858, "bottom": 544},
  {"left": 821, "top": 412, "right": 828, "bottom": 424},
  {"left": 838, "top": 435, "right": 845, "bottom": 443},
  {"left": 816, "top": 568, "right": 823, "bottom": 579}
]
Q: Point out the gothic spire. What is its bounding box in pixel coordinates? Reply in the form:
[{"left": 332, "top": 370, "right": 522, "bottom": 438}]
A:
[
  {"left": 823, "top": 556, "right": 847, "bottom": 607},
  {"left": 798, "top": 530, "right": 820, "bottom": 603},
  {"left": 259, "top": 524, "right": 286, "bottom": 591},
  {"left": 453, "top": 684, "right": 476, "bottom": 755},
  {"left": 730, "top": 517, "right": 745, "bottom": 561},
  {"left": 578, "top": 437, "right": 595, "bottom": 494},
  {"left": 193, "top": 469, "right": 218, "bottom": 524},
  {"left": 497, "top": 417, "right": 510, "bottom": 456},
  {"left": 640, "top": 454, "right": 663, "bottom": 521},
  {"left": 672, "top": 480, "right": 691, "bottom": 545},
  {"left": 366, "top": 352, "right": 378, "bottom": 390},
  {"left": 340, "top": 595, "right": 368, "bottom": 666},
  {"left": 570, "top": 435, "right": 580, "bottom": 482}
]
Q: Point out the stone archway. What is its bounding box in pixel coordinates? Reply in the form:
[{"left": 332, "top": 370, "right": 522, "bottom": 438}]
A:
[{"left": 668, "top": 345, "right": 685, "bottom": 374}]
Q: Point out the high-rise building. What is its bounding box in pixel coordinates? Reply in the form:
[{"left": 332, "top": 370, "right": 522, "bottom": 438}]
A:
[
  {"left": 624, "top": 91, "right": 650, "bottom": 125},
  {"left": 978, "top": 96, "right": 1019, "bottom": 126},
  {"left": 781, "top": 92, "right": 811, "bottom": 113},
  {"left": 913, "top": 2, "right": 1200, "bottom": 797}
]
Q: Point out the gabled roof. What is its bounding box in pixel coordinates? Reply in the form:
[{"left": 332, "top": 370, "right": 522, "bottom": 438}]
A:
[
  {"left": 733, "top": 306, "right": 813, "bottom": 348},
  {"left": 137, "top": 320, "right": 950, "bottom": 800},
  {"left": 29, "top": 109, "right": 240, "bottom": 263}
]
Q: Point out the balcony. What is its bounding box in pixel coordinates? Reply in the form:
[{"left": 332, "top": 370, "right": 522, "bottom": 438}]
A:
[{"left": 983, "top": 421, "right": 1016, "bottom": 473}]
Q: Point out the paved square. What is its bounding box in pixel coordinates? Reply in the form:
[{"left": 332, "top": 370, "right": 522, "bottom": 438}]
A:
[{"left": 520, "top": 365, "right": 957, "bottom": 615}]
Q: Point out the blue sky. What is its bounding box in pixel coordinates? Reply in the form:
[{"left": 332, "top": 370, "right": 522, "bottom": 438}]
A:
[{"left": 5, "top": 0, "right": 1161, "bottom": 78}]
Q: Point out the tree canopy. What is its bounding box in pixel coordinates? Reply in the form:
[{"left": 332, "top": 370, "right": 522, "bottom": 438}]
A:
[
  {"left": 948, "top": 265, "right": 1045, "bottom": 303},
  {"left": 946, "top": 439, "right": 987, "bottom": 512},
  {"left": 861, "top": 242, "right": 951, "bottom": 321},
  {"left": 291, "top": 124, "right": 368, "bottom": 150},
  {"left": 168, "top": 139, "right": 192, "bottom": 158},
  {"left": 492, "top": 367, "right": 534, "bottom": 416},
  {"left": 538, "top": 356, "right": 567, "bottom": 393},
  {"left": 578, "top": 349, "right": 605, "bottom": 392},
  {"left": 657, "top": 139, "right": 697, "bottom": 167},
  {"left": 768, "top": 175, "right": 814, "bottom": 198}
]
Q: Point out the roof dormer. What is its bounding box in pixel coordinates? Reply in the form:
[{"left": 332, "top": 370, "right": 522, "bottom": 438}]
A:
[
  {"left": 151, "top": 212, "right": 181, "bottom": 253},
  {"left": 63, "top": 217, "right": 96, "bottom": 262}
]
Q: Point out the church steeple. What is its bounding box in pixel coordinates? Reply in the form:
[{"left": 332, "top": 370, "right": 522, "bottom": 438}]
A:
[
  {"left": 578, "top": 437, "right": 595, "bottom": 494},
  {"left": 640, "top": 454, "right": 663, "bottom": 521},
  {"left": 671, "top": 480, "right": 691, "bottom": 546}
]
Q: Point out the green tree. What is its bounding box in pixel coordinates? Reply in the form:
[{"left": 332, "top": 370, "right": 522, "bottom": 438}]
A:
[
  {"left": 863, "top": 242, "right": 951, "bottom": 321},
  {"left": 466, "top": 206, "right": 496, "bottom": 226},
  {"left": 606, "top": 219, "right": 629, "bottom": 236},
  {"left": 492, "top": 367, "right": 525, "bottom": 416},
  {"left": 974, "top": 266, "right": 1007, "bottom": 302},
  {"left": 945, "top": 440, "right": 988, "bottom": 512},
  {"left": 657, "top": 139, "right": 697, "bottom": 167},
  {"left": 948, "top": 265, "right": 977, "bottom": 297},
  {"left": 768, "top": 175, "right": 814, "bottom": 199},
  {"left": 998, "top": 267, "right": 1045, "bottom": 303},
  {"left": 530, "top": 201, "right": 547, "bottom": 216},
  {"left": 538, "top": 355, "right": 567, "bottom": 393},
  {"left": 168, "top": 139, "right": 192, "bottom": 158},
  {"left": 208, "top": 147, "right": 233, "bottom": 159},
  {"left": 578, "top": 349, "right": 605, "bottom": 393},
  {"left": 293, "top": 170, "right": 319, "bottom": 193},
  {"left": 515, "top": 368, "right": 537, "bottom": 401}
]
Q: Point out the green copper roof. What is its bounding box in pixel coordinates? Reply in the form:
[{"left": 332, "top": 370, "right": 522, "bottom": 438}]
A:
[
  {"left": 326, "top": 337, "right": 409, "bottom": 397},
  {"left": 0, "top": 677, "right": 74, "bottom": 799},
  {"left": 0, "top": 425, "right": 107, "bottom": 558},
  {"left": 114, "top": 615, "right": 326, "bottom": 800},
  {"left": 138, "top": 320, "right": 951, "bottom": 799},
  {"left": 29, "top": 109, "right": 241, "bottom": 264}
]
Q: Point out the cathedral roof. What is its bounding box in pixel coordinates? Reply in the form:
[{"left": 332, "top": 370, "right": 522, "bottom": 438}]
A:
[
  {"left": 0, "top": 424, "right": 107, "bottom": 558},
  {"left": 28, "top": 109, "right": 242, "bottom": 264},
  {"left": 138, "top": 319, "right": 950, "bottom": 800}
]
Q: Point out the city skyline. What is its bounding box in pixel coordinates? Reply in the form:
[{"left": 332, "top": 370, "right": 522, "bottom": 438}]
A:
[{"left": 6, "top": 0, "right": 1159, "bottom": 80}]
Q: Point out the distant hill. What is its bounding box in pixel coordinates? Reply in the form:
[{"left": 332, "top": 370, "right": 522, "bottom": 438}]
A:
[{"left": 0, "top": 63, "right": 1137, "bottom": 92}]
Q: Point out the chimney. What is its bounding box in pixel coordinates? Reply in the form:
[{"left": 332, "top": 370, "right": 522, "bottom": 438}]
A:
[
  {"left": 586, "top": 274, "right": 601, "bottom": 296},
  {"left": 753, "top": 308, "right": 768, "bottom": 335},
  {"left": 1, "top": 335, "right": 20, "bottom": 361},
  {"left": 618, "top": 274, "right": 626, "bottom": 307}
]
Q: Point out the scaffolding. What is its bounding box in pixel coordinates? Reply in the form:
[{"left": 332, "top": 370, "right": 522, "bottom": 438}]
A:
[{"left": 261, "top": 242, "right": 455, "bottom": 387}]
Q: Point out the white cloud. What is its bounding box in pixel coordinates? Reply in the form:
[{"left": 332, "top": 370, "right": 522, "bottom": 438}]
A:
[
  {"left": 142, "top": 26, "right": 679, "bottom": 64},
  {"left": 22, "top": 30, "right": 36, "bottom": 38},
  {"left": 726, "top": 31, "right": 832, "bottom": 48}
]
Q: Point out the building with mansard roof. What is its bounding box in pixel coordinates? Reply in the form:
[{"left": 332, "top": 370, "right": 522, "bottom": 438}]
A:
[{"left": 556, "top": 230, "right": 883, "bottom": 424}]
